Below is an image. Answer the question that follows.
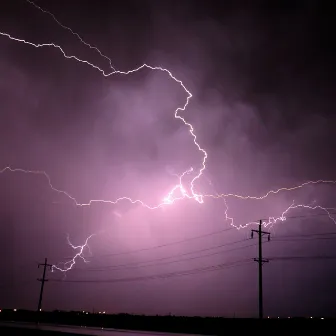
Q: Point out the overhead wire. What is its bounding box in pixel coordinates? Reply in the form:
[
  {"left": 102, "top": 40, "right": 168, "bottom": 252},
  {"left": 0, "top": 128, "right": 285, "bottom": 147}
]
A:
[
  {"left": 70, "top": 226, "right": 235, "bottom": 261},
  {"left": 272, "top": 231, "right": 336, "bottom": 238},
  {"left": 54, "top": 210, "right": 336, "bottom": 281},
  {"left": 272, "top": 237, "right": 336, "bottom": 242},
  {"left": 71, "top": 231, "right": 336, "bottom": 272},
  {"left": 261, "top": 211, "right": 336, "bottom": 221},
  {"left": 269, "top": 255, "right": 336, "bottom": 261},
  {"left": 60, "top": 210, "right": 336, "bottom": 262},
  {"left": 49, "top": 229, "right": 336, "bottom": 284},
  {"left": 50, "top": 259, "right": 253, "bottom": 284},
  {"left": 77, "top": 240, "right": 261, "bottom": 272}
]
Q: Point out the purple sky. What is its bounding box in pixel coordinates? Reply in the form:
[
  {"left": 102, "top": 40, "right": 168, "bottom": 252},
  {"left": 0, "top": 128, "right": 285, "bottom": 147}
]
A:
[{"left": 1, "top": 0, "right": 336, "bottom": 318}]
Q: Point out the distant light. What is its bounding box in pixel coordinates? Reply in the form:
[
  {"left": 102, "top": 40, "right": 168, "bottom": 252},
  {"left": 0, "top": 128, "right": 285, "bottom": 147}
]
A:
[
  {"left": 277, "top": 317, "right": 279, "bottom": 319},
  {"left": 310, "top": 317, "right": 313, "bottom": 319},
  {"left": 82, "top": 311, "right": 85, "bottom": 313},
  {"left": 39, "top": 309, "right": 42, "bottom": 312},
  {"left": 267, "top": 316, "right": 269, "bottom": 319},
  {"left": 321, "top": 318, "right": 324, "bottom": 320},
  {"left": 13, "top": 309, "right": 17, "bottom": 312},
  {"left": 0, "top": 309, "right": 2, "bottom": 313},
  {"left": 288, "top": 317, "right": 290, "bottom": 319},
  {"left": 86, "top": 312, "right": 88, "bottom": 315},
  {"left": 103, "top": 311, "right": 106, "bottom": 314}
]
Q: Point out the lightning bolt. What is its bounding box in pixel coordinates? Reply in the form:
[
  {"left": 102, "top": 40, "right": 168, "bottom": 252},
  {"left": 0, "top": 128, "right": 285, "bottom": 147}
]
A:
[
  {"left": 0, "top": 1, "right": 335, "bottom": 272},
  {"left": 255, "top": 202, "right": 336, "bottom": 230},
  {"left": 51, "top": 234, "right": 95, "bottom": 273},
  {"left": 201, "top": 176, "right": 336, "bottom": 229},
  {"left": 206, "top": 180, "right": 336, "bottom": 201},
  {"left": 26, "top": 0, "right": 117, "bottom": 72}
]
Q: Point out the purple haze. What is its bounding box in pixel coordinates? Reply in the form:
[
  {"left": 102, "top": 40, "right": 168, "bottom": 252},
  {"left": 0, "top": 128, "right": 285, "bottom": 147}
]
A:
[{"left": 0, "top": 0, "right": 336, "bottom": 318}]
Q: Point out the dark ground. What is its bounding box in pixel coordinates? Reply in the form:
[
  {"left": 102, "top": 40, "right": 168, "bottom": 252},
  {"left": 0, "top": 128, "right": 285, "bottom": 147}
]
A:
[
  {"left": 0, "top": 326, "right": 78, "bottom": 335},
  {"left": 0, "top": 309, "right": 333, "bottom": 335}
]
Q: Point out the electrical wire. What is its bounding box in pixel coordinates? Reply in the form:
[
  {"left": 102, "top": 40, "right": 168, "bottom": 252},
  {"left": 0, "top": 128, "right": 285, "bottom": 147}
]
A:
[
  {"left": 74, "top": 230, "right": 336, "bottom": 272},
  {"left": 77, "top": 241, "right": 260, "bottom": 272},
  {"left": 272, "top": 231, "right": 336, "bottom": 239},
  {"left": 269, "top": 255, "right": 336, "bottom": 261},
  {"left": 50, "top": 259, "right": 253, "bottom": 284},
  {"left": 0, "top": 280, "right": 35, "bottom": 290},
  {"left": 261, "top": 211, "right": 336, "bottom": 221},
  {"left": 61, "top": 211, "right": 336, "bottom": 262},
  {"left": 73, "top": 226, "right": 235, "bottom": 260},
  {"left": 74, "top": 237, "right": 255, "bottom": 271},
  {"left": 84, "top": 233, "right": 336, "bottom": 272},
  {"left": 272, "top": 237, "right": 336, "bottom": 242}
]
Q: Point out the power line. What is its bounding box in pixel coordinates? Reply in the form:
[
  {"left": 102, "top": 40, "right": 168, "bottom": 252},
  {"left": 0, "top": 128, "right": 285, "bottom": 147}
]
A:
[
  {"left": 77, "top": 241, "right": 260, "bottom": 272},
  {"left": 272, "top": 237, "right": 336, "bottom": 242},
  {"left": 60, "top": 211, "right": 336, "bottom": 262},
  {"left": 267, "top": 231, "right": 336, "bottom": 243},
  {"left": 74, "top": 237, "right": 254, "bottom": 271},
  {"left": 261, "top": 211, "right": 336, "bottom": 221},
  {"left": 89, "top": 211, "right": 335, "bottom": 257},
  {"left": 58, "top": 230, "right": 336, "bottom": 273},
  {"left": 50, "top": 259, "right": 253, "bottom": 284},
  {"left": 269, "top": 255, "right": 336, "bottom": 261},
  {"left": 272, "top": 231, "right": 336, "bottom": 238},
  {"left": 49, "top": 254, "right": 336, "bottom": 285},
  {"left": 0, "top": 280, "right": 34, "bottom": 290},
  {"left": 70, "top": 233, "right": 334, "bottom": 272},
  {"left": 85, "top": 227, "right": 235, "bottom": 260},
  {"left": 56, "top": 212, "right": 336, "bottom": 276}
]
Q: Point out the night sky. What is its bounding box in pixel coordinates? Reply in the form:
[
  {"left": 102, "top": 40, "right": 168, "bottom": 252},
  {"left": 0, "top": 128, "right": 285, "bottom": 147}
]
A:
[{"left": 1, "top": 0, "right": 336, "bottom": 318}]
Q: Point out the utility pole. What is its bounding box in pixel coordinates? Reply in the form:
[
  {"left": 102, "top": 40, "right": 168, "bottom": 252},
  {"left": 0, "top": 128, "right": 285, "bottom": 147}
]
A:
[
  {"left": 37, "top": 258, "right": 52, "bottom": 314},
  {"left": 251, "top": 220, "right": 270, "bottom": 319}
]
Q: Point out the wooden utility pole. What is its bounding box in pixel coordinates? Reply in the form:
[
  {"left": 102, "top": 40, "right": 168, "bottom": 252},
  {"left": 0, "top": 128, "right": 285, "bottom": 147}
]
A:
[
  {"left": 251, "top": 220, "right": 270, "bottom": 319},
  {"left": 37, "top": 258, "right": 52, "bottom": 314}
]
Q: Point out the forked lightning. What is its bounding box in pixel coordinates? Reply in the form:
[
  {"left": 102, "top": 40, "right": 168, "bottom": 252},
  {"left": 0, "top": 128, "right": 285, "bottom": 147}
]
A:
[{"left": 0, "top": 0, "right": 335, "bottom": 272}]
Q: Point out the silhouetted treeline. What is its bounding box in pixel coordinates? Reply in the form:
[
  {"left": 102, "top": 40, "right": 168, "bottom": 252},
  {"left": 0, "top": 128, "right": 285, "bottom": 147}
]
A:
[{"left": 0, "top": 309, "right": 332, "bottom": 334}]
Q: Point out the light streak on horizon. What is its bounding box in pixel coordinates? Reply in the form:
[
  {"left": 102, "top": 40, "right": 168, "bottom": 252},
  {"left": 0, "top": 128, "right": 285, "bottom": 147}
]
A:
[{"left": 0, "top": 1, "right": 335, "bottom": 272}]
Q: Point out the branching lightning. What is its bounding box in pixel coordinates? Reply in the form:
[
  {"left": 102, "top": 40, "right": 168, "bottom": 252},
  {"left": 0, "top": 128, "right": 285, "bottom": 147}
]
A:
[
  {"left": 0, "top": 0, "right": 336, "bottom": 272},
  {"left": 26, "top": 0, "right": 117, "bottom": 72},
  {"left": 51, "top": 234, "right": 95, "bottom": 273}
]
